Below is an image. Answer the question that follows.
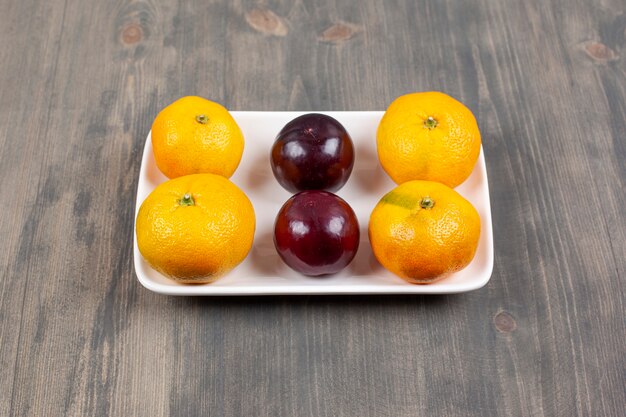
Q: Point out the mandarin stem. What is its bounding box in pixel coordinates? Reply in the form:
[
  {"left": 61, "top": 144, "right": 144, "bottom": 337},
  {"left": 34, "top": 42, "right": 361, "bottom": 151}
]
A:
[
  {"left": 424, "top": 116, "right": 438, "bottom": 130},
  {"left": 420, "top": 196, "right": 434, "bottom": 209},
  {"left": 179, "top": 193, "right": 195, "bottom": 206}
]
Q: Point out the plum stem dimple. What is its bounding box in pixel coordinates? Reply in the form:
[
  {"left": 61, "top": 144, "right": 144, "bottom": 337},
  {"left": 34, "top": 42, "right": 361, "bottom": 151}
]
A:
[
  {"left": 179, "top": 193, "right": 195, "bottom": 206},
  {"left": 196, "top": 114, "right": 209, "bottom": 124},
  {"left": 420, "top": 196, "right": 434, "bottom": 209},
  {"left": 424, "top": 116, "right": 438, "bottom": 130}
]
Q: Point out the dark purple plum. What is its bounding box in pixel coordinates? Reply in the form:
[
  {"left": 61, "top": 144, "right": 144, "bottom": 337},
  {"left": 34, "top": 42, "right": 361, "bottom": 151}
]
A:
[
  {"left": 274, "top": 191, "right": 360, "bottom": 276},
  {"left": 270, "top": 113, "right": 355, "bottom": 193}
]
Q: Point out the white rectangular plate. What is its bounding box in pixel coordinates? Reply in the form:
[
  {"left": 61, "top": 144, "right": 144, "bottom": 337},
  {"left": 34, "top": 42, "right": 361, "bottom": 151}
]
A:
[{"left": 133, "top": 111, "right": 493, "bottom": 295}]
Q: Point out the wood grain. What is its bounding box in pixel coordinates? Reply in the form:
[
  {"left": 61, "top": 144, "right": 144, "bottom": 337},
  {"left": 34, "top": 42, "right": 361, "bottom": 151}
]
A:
[{"left": 0, "top": 0, "right": 624, "bottom": 416}]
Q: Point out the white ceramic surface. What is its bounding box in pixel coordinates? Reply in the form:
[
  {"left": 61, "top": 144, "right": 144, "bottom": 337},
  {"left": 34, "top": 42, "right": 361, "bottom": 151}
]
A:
[{"left": 133, "top": 111, "right": 494, "bottom": 295}]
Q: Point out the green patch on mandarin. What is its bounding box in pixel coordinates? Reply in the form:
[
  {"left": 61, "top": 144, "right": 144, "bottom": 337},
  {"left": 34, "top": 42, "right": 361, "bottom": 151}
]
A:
[
  {"left": 381, "top": 191, "right": 436, "bottom": 211},
  {"left": 380, "top": 191, "right": 418, "bottom": 210}
]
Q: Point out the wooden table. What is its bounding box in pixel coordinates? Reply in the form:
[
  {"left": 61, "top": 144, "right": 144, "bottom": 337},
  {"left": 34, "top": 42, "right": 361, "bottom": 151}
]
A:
[{"left": 1, "top": 0, "right": 624, "bottom": 415}]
